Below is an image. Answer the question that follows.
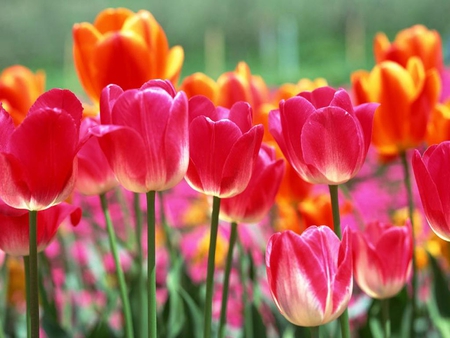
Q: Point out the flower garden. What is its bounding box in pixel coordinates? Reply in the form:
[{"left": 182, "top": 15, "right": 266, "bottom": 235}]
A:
[{"left": 0, "top": 5, "right": 450, "bottom": 338}]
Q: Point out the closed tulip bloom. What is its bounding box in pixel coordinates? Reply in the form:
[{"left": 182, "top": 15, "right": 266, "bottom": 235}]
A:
[
  {"left": 269, "top": 86, "right": 377, "bottom": 185},
  {"left": 185, "top": 96, "right": 264, "bottom": 198},
  {"left": 0, "top": 199, "right": 81, "bottom": 256},
  {"left": 266, "top": 226, "right": 352, "bottom": 327},
  {"left": 73, "top": 8, "right": 184, "bottom": 104},
  {"left": 0, "top": 89, "right": 83, "bottom": 210},
  {"left": 352, "top": 58, "right": 440, "bottom": 157},
  {"left": 412, "top": 142, "right": 450, "bottom": 241},
  {"left": 220, "top": 144, "right": 284, "bottom": 223},
  {"left": 76, "top": 117, "right": 118, "bottom": 195},
  {"left": 352, "top": 221, "right": 412, "bottom": 299},
  {"left": 91, "top": 80, "right": 188, "bottom": 193},
  {"left": 0, "top": 65, "right": 45, "bottom": 125},
  {"left": 374, "top": 25, "right": 444, "bottom": 73}
]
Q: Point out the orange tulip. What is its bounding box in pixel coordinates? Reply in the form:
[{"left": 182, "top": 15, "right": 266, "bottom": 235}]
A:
[
  {"left": 352, "top": 58, "right": 440, "bottom": 157},
  {"left": 0, "top": 65, "right": 45, "bottom": 125},
  {"left": 73, "top": 8, "right": 184, "bottom": 104},
  {"left": 426, "top": 100, "right": 450, "bottom": 145},
  {"left": 374, "top": 25, "right": 443, "bottom": 73},
  {"left": 180, "top": 61, "right": 269, "bottom": 111}
]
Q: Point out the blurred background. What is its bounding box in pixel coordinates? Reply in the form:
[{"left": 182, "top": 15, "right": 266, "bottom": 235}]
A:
[{"left": 1, "top": 0, "right": 450, "bottom": 96}]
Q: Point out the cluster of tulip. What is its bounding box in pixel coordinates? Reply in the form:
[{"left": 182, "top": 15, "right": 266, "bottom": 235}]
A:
[{"left": 0, "top": 7, "right": 449, "bottom": 338}]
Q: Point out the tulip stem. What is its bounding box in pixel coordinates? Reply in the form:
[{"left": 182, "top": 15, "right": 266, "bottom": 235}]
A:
[
  {"left": 0, "top": 255, "right": 8, "bottom": 338},
  {"left": 133, "top": 193, "right": 146, "bottom": 337},
  {"left": 310, "top": 326, "right": 320, "bottom": 338},
  {"left": 382, "top": 299, "right": 391, "bottom": 338},
  {"left": 203, "top": 196, "right": 221, "bottom": 338},
  {"left": 400, "top": 151, "right": 417, "bottom": 336},
  {"left": 28, "top": 210, "right": 39, "bottom": 338},
  {"left": 158, "top": 191, "right": 176, "bottom": 264},
  {"left": 237, "top": 237, "right": 253, "bottom": 338},
  {"left": 23, "top": 256, "right": 31, "bottom": 338},
  {"left": 328, "top": 185, "right": 350, "bottom": 338},
  {"left": 147, "top": 190, "right": 157, "bottom": 338},
  {"left": 100, "top": 193, "right": 134, "bottom": 338},
  {"left": 218, "top": 221, "right": 238, "bottom": 338}
]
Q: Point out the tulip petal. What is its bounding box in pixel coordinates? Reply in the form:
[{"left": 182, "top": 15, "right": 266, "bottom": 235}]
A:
[
  {"left": 220, "top": 125, "right": 263, "bottom": 197},
  {"left": 412, "top": 149, "right": 449, "bottom": 240},
  {"left": 94, "top": 8, "right": 134, "bottom": 33},
  {"left": 301, "top": 107, "right": 363, "bottom": 184},
  {"left": 0, "top": 106, "right": 14, "bottom": 151},
  {"left": 354, "top": 103, "right": 378, "bottom": 156},
  {"left": 329, "top": 88, "right": 354, "bottom": 114},
  {"left": 100, "top": 84, "right": 124, "bottom": 124},
  {"left": 217, "top": 72, "right": 250, "bottom": 109},
  {"left": 332, "top": 229, "right": 352, "bottom": 316},
  {"left": 227, "top": 101, "right": 253, "bottom": 133},
  {"left": 165, "top": 46, "right": 184, "bottom": 84},
  {"left": 180, "top": 73, "right": 218, "bottom": 103},
  {"left": 299, "top": 86, "right": 335, "bottom": 108},
  {"left": 91, "top": 124, "right": 149, "bottom": 193},
  {"left": 186, "top": 116, "right": 241, "bottom": 196},
  {"left": 188, "top": 95, "right": 217, "bottom": 124}
]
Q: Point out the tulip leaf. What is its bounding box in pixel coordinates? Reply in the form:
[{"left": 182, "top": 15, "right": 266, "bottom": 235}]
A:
[
  {"left": 41, "top": 311, "right": 71, "bottom": 338},
  {"left": 86, "top": 320, "right": 118, "bottom": 338},
  {"left": 428, "top": 252, "right": 450, "bottom": 318}
]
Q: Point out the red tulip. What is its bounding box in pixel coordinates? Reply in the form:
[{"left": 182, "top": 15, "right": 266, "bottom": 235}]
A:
[
  {"left": 91, "top": 80, "right": 188, "bottom": 193},
  {"left": 412, "top": 142, "right": 450, "bottom": 241},
  {"left": 220, "top": 144, "right": 284, "bottom": 223},
  {"left": 352, "top": 221, "right": 412, "bottom": 299},
  {"left": 185, "top": 96, "right": 264, "bottom": 198},
  {"left": 0, "top": 89, "right": 84, "bottom": 210},
  {"left": 76, "top": 117, "right": 118, "bottom": 195},
  {"left": 266, "top": 226, "right": 352, "bottom": 327},
  {"left": 269, "top": 86, "right": 377, "bottom": 185},
  {"left": 0, "top": 199, "right": 81, "bottom": 256}
]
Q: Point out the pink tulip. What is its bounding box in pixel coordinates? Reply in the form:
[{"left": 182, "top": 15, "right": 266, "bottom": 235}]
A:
[
  {"left": 352, "top": 221, "right": 412, "bottom": 299},
  {"left": 90, "top": 79, "right": 189, "bottom": 193},
  {"left": 0, "top": 199, "right": 81, "bottom": 256},
  {"left": 0, "top": 89, "right": 84, "bottom": 210},
  {"left": 266, "top": 226, "right": 352, "bottom": 327},
  {"left": 220, "top": 144, "right": 284, "bottom": 223},
  {"left": 269, "top": 86, "right": 377, "bottom": 185},
  {"left": 185, "top": 96, "right": 264, "bottom": 198},
  {"left": 412, "top": 141, "right": 450, "bottom": 241},
  {"left": 76, "top": 117, "right": 118, "bottom": 195}
]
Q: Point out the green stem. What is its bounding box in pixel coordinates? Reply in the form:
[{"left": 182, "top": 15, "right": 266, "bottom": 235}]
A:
[
  {"left": 28, "top": 210, "right": 39, "bottom": 338},
  {"left": 327, "top": 185, "right": 350, "bottom": 338},
  {"left": 24, "top": 256, "right": 31, "bottom": 338},
  {"left": 382, "top": 298, "right": 391, "bottom": 338},
  {"left": 237, "top": 238, "right": 253, "bottom": 338},
  {"left": 203, "top": 196, "right": 221, "bottom": 338},
  {"left": 400, "top": 151, "right": 417, "bottom": 336},
  {"left": 158, "top": 191, "right": 176, "bottom": 264},
  {"left": 0, "top": 255, "right": 8, "bottom": 338},
  {"left": 218, "top": 222, "right": 238, "bottom": 338},
  {"left": 147, "top": 191, "right": 157, "bottom": 338},
  {"left": 310, "top": 326, "right": 320, "bottom": 338},
  {"left": 100, "top": 194, "right": 134, "bottom": 338},
  {"left": 134, "top": 193, "right": 146, "bottom": 338}
]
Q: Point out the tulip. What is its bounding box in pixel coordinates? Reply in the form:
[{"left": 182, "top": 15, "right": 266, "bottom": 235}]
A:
[
  {"left": 374, "top": 25, "right": 443, "bottom": 73},
  {"left": 269, "top": 86, "right": 377, "bottom": 185},
  {"left": 0, "top": 65, "right": 45, "bottom": 125},
  {"left": 266, "top": 226, "right": 352, "bottom": 327},
  {"left": 0, "top": 88, "right": 84, "bottom": 211},
  {"left": 0, "top": 199, "right": 81, "bottom": 256},
  {"left": 352, "top": 221, "right": 412, "bottom": 299},
  {"left": 73, "top": 8, "right": 184, "bottom": 104},
  {"left": 352, "top": 58, "right": 440, "bottom": 157},
  {"left": 180, "top": 61, "right": 269, "bottom": 112},
  {"left": 91, "top": 79, "right": 189, "bottom": 193},
  {"left": 220, "top": 144, "right": 284, "bottom": 223},
  {"left": 185, "top": 95, "right": 264, "bottom": 198},
  {"left": 76, "top": 117, "right": 118, "bottom": 196},
  {"left": 412, "top": 141, "right": 450, "bottom": 241}
]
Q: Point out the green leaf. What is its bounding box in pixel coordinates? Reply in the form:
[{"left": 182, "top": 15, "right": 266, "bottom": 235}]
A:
[{"left": 428, "top": 253, "right": 450, "bottom": 318}]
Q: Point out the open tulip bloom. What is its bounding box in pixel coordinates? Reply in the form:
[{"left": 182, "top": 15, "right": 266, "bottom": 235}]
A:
[
  {"left": 266, "top": 226, "right": 353, "bottom": 327},
  {"left": 0, "top": 89, "right": 84, "bottom": 211},
  {"left": 269, "top": 86, "right": 377, "bottom": 185}
]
